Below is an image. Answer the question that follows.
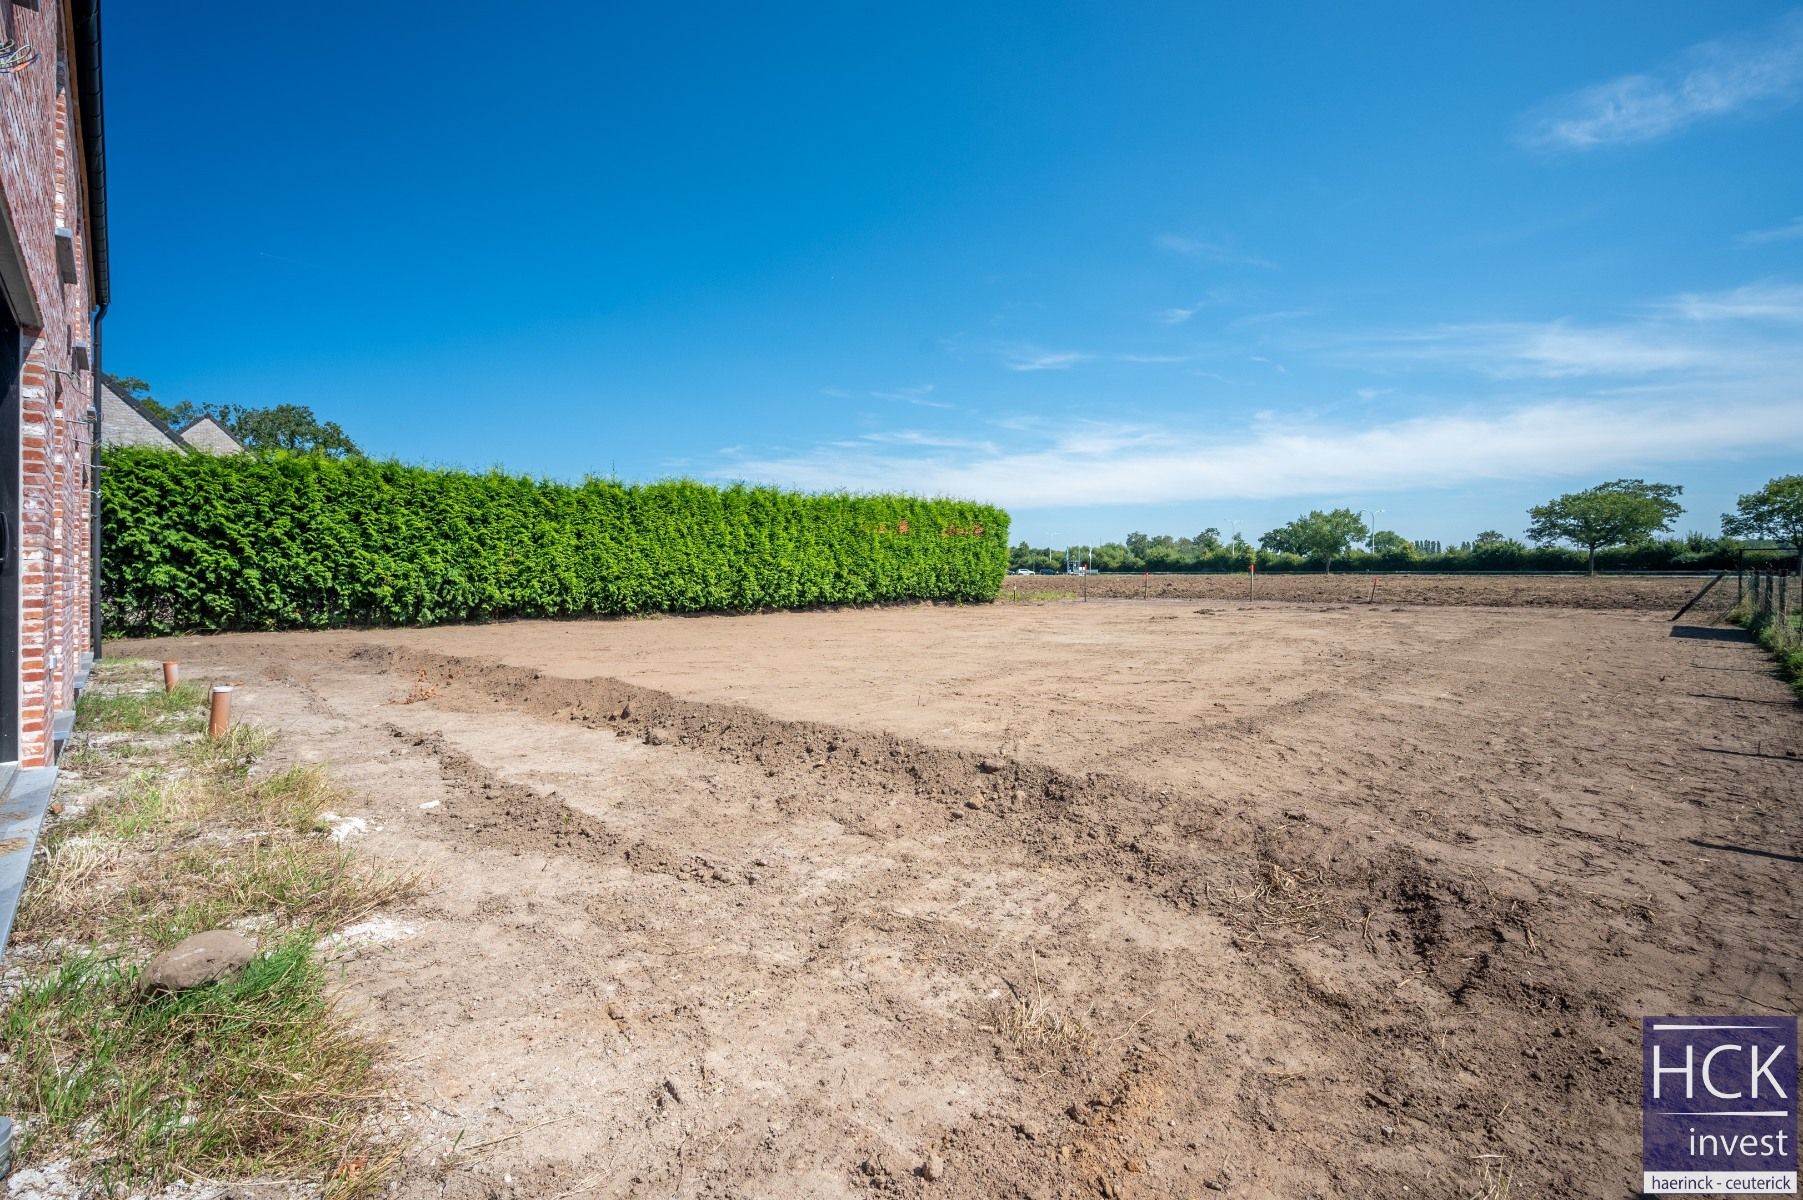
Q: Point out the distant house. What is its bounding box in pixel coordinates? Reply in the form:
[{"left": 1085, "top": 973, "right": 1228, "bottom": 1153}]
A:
[
  {"left": 175, "top": 414, "right": 244, "bottom": 455},
  {"left": 98, "top": 383, "right": 244, "bottom": 454}
]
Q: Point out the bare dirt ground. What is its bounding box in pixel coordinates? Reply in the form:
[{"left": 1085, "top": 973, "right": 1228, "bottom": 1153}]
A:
[
  {"left": 1002, "top": 571, "right": 1710, "bottom": 611},
  {"left": 116, "top": 590, "right": 1801, "bottom": 1199}
]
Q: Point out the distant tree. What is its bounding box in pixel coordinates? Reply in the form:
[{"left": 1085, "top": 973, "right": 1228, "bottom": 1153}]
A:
[
  {"left": 1368, "top": 530, "right": 1416, "bottom": 560},
  {"left": 213, "top": 403, "right": 361, "bottom": 457},
  {"left": 1526, "top": 479, "right": 1683, "bottom": 575},
  {"left": 1471, "top": 535, "right": 1529, "bottom": 565},
  {"left": 1092, "top": 542, "right": 1130, "bottom": 570},
  {"left": 101, "top": 371, "right": 153, "bottom": 404},
  {"left": 1723, "top": 474, "right": 1803, "bottom": 575},
  {"left": 1260, "top": 508, "right": 1369, "bottom": 572},
  {"left": 1472, "top": 530, "right": 1509, "bottom": 547},
  {"left": 1194, "top": 527, "right": 1223, "bottom": 552},
  {"left": 101, "top": 373, "right": 360, "bottom": 458}
]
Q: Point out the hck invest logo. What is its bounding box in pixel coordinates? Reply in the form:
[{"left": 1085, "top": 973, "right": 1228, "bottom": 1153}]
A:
[{"left": 1644, "top": 1016, "right": 1798, "bottom": 1194}]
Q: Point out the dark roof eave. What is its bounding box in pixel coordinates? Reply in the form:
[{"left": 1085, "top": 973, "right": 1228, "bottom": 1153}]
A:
[{"left": 71, "top": 0, "right": 107, "bottom": 309}]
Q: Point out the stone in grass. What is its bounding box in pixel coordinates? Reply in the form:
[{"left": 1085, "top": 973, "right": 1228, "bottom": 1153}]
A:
[{"left": 138, "top": 930, "right": 256, "bottom": 994}]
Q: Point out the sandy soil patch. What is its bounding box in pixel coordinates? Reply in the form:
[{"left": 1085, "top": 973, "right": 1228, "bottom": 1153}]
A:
[{"left": 120, "top": 597, "right": 1802, "bottom": 1197}]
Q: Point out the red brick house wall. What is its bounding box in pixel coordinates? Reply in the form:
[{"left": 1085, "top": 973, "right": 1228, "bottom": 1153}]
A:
[{"left": 0, "top": 0, "right": 104, "bottom": 769}]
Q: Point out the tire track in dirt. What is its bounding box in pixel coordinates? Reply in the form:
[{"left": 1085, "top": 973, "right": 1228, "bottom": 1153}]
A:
[
  {"left": 339, "top": 641, "right": 1659, "bottom": 1193},
  {"left": 354, "top": 640, "right": 1630, "bottom": 1004}
]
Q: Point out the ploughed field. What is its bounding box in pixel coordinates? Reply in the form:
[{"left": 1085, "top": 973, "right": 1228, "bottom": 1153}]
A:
[
  {"left": 1003, "top": 569, "right": 1712, "bottom": 610},
  {"left": 123, "top": 594, "right": 1801, "bottom": 1198}
]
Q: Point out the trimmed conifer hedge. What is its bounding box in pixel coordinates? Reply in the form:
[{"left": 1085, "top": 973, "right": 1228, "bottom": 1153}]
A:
[{"left": 99, "top": 448, "right": 1010, "bottom": 636}]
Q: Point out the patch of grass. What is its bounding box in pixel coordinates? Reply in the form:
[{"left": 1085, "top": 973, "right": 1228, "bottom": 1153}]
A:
[
  {"left": 0, "top": 934, "right": 391, "bottom": 1196},
  {"left": 75, "top": 680, "right": 208, "bottom": 733},
  {"left": 1730, "top": 602, "right": 1803, "bottom": 699},
  {"left": 184, "top": 722, "right": 278, "bottom": 776},
  {"left": 20, "top": 763, "right": 418, "bottom": 950},
  {"left": 60, "top": 736, "right": 181, "bottom": 775},
  {"left": 6, "top": 657, "right": 418, "bottom": 1194},
  {"left": 996, "top": 589, "right": 1079, "bottom": 603},
  {"left": 94, "top": 771, "right": 173, "bottom": 840},
  {"left": 125, "top": 843, "right": 417, "bottom": 949}
]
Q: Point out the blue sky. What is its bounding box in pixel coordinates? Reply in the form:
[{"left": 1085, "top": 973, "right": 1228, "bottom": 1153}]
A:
[{"left": 105, "top": 3, "right": 1803, "bottom": 546}]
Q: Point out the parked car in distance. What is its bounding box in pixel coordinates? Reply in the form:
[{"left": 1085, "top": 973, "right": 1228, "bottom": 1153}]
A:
[
  {"left": 1038, "top": 568, "right": 1059, "bottom": 575},
  {"left": 1013, "top": 567, "right": 1036, "bottom": 575}
]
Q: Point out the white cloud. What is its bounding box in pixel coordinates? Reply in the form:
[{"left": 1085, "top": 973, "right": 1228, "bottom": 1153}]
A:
[
  {"left": 1229, "top": 307, "right": 1317, "bottom": 330},
  {"left": 1520, "top": 11, "right": 1803, "bottom": 150},
  {"left": 1155, "top": 234, "right": 1277, "bottom": 269},
  {"left": 855, "top": 430, "right": 1000, "bottom": 454},
  {"left": 993, "top": 345, "right": 1194, "bottom": 371},
  {"left": 1659, "top": 282, "right": 1803, "bottom": 322},
  {"left": 999, "top": 345, "right": 1093, "bottom": 372},
  {"left": 869, "top": 383, "right": 951, "bottom": 408},
  {"left": 734, "top": 278, "right": 1803, "bottom": 509},
  {"left": 1157, "top": 305, "right": 1199, "bottom": 325},
  {"left": 717, "top": 393, "right": 1803, "bottom": 509},
  {"left": 1738, "top": 216, "right": 1803, "bottom": 246},
  {"left": 1318, "top": 280, "right": 1803, "bottom": 380},
  {"left": 1473, "top": 323, "right": 1710, "bottom": 377}
]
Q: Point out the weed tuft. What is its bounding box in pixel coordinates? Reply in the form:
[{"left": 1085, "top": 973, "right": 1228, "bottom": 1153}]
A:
[
  {"left": 5, "top": 657, "right": 414, "bottom": 1194},
  {"left": 1, "top": 934, "right": 388, "bottom": 1193},
  {"left": 75, "top": 681, "right": 209, "bottom": 733}
]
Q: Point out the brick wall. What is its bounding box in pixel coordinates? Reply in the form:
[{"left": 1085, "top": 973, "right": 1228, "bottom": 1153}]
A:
[{"left": 0, "top": 1, "right": 98, "bottom": 768}]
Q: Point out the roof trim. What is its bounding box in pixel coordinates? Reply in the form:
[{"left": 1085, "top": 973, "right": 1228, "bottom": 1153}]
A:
[{"left": 71, "top": 1, "right": 107, "bottom": 308}]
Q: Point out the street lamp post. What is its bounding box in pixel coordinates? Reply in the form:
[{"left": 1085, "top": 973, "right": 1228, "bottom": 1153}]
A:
[{"left": 1358, "top": 509, "right": 1385, "bottom": 550}]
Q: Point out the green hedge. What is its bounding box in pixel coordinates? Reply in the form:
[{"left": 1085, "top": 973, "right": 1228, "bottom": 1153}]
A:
[{"left": 100, "top": 449, "right": 1010, "bottom": 636}]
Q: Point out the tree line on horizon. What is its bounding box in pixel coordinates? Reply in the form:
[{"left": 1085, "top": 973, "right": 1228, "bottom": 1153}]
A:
[{"left": 1011, "top": 476, "right": 1803, "bottom": 576}]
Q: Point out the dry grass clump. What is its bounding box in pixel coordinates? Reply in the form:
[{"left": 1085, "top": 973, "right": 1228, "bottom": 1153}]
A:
[
  {"left": 18, "top": 747, "right": 417, "bottom": 950},
  {"left": 1466, "top": 1158, "right": 1513, "bottom": 1200},
  {"left": 988, "top": 954, "right": 1095, "bottom": 1062},
  {"left": 1, "top": 658, "right": 417, "bottom": 1194},
  {"left": 1221, "top": 860, "right": 1331, "bottom": 945}
]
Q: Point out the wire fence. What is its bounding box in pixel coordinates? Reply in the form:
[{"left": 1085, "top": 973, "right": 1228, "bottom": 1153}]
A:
[{"left": 1737, "top": 567, "right": 1799, "bottom": 649}]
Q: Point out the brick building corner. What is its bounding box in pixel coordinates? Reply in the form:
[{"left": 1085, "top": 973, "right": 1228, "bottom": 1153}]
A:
[{"left": 0, "top": 0, "right": 107, "bottom": 773}]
